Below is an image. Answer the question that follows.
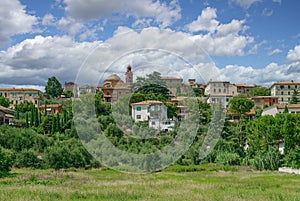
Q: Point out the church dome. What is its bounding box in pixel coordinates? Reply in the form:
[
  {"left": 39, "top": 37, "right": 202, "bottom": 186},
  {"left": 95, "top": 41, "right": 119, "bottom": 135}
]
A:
[{"left": 106, "top": 74, "right": 121, "bottom": 81}]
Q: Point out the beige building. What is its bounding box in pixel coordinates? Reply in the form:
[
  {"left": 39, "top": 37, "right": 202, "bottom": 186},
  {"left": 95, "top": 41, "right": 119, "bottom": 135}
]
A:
[
  {"left": 98, "top": 66, "right": 132, "bottom": 103},
  {"left": 235, "top": 84, "right": 256, "bottom": 95},
  {"left": 161, "top": 77, "right": 183, "bottom": 97},
  {"left": 205, "top": 81, "right": 238, "bottom": 108},
  {"left": 38, "top": 104, "right": 63, "bottom": 115},
  {"left": 0, "top": 88, "right": 42, "bottom": 109},
  {"left": 270, "top": 81, "right": 300, "bottom": 104},
  {"left": 262, "top": 104, "right": 300, "bottom": 116}
]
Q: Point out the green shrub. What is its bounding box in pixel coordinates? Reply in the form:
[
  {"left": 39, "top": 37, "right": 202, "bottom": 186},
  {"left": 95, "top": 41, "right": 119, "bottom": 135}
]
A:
[
  {"left": 283, "top": 146, "right": 300, "bottom": 169},
  {"left": 0, "top": 146, "right": 14, "bottom": 176},
  {"left": 14, "top": 149, "right": 41, "bottom": 168},
  {"left": 215, "top": 152, "right": 240, "bottom": 165},
  {"left": 253, "top": 147, "right": 282, "bottom": 171}
]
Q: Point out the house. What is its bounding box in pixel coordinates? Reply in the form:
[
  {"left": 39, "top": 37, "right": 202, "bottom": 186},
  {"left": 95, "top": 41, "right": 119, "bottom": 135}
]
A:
[
  {"left": 235, "top": 84, "right": 256, "bottom": 95},
  {"left": 270, "top": 81, "right": 300, "bottom": 104},
  {"left": 251, "top": 96, "right": 279, "bottom": 109},
  {"left": 0, "top": 106, "right": 15, "bottom": 125},
  {"left": 79, "top": 85, "right": 97, "bottom": 95},
  {"left": 131, "top": 100, "right": 174, "bottom": 131},
  {"left": 38, "top": 104, "right": 63, "bottom": 115},
  {"left": 63, "top": 82, "right": 78, "bottom": 98},
  {"left": 262, "top": 104, "right": 300, "bottom": 116},
  {"left": 226, "top": 109, "right": 256, "bottom": 122},
  {"left": 97, "top": 66, "right": 132, "bottom": 103},
  {"left": 205, "top": 81, "right": 238, "bottom": 108},
  {"left": 0, "top": 88, "right": 42, "bottom": 109},
  {"left": 161, "top": 76, "right": 184, "bottom": 97}
]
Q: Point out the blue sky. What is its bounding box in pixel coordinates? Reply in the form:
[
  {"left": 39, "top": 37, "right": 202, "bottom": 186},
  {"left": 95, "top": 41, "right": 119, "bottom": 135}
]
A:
[{"left": 1, "top": 0, "right": 300, "bottom": 90}]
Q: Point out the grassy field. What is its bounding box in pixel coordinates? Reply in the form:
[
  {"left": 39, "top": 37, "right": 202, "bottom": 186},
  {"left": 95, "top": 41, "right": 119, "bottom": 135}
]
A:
[{"left": 0, "top": 165, "right": 299, "bottom": 201}]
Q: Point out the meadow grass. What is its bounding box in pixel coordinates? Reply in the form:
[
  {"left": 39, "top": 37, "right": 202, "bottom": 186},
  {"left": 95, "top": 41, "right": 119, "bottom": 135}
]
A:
[{"left": 0, "top": 164, "right": 299, "bottom": 201}]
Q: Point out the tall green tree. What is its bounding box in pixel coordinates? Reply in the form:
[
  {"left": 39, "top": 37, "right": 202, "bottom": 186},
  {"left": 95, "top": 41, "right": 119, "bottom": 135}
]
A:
[
  {"left": 0, "top": 96, "right": 9, "bottom": 107},
  {"left": 290, "top": 89, "right": 299, "bottom": 104},
  {"left": 45, "top": 76, "right": 63, "bottom": 98},
  {"left": 228, "top": 95, "right": 254, "bottom": 118}
]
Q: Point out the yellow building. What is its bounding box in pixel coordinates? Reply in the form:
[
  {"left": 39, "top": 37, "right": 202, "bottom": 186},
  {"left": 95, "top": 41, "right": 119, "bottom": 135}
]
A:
[{"left": 0, "top": 88, "right": 42, "bottom": 109}]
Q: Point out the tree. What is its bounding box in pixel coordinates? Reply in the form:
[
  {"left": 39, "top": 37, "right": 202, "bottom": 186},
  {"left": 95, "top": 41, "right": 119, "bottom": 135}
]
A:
[
  {"left": 45, "top": 76, "right": 63, "bottom": 98},
  {"left": 0, "top": 96, "right": 9, "bottom": 107},
  {"left": 290, "top": 89, "right": 299, "bottom": 104},
  {"left": 14, "top": 101, "right": 34, "bottom": 113},
  {"left": 250, "top": 86, "right": 271, "bottom": 96},
  {"left": 65, "top": 90, "right": 74, "bottom": 98},
  {"left": 228, "top": 95, "right": 254, "bottom": 118}
]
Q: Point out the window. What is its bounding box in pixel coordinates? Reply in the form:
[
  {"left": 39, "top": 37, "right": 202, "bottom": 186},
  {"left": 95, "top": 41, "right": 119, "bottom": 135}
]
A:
[
  {"left": 214, "top": 89, "right": 216, "bottom": 93},
  {"left": 288, "top": 91, "right": 290, "bottom": 95},
  {"left": 35, "top": 100, "right": 38, "bottom": 105},
  {"left": 218, "top": 88, "right": 221, "bottom": 93},
  {"left": 295, "top": 85, "right": 298, "bottom": 89},
  {"left": 155, "top": 105, "right": 159, "bottom": 111},
  {"left": 288, "top": 85, "right": 291, "bottom": 89},
  {"left": 15, "top": 100, "right": 18, "bottom": 104},
  {"left": 151, "top": 121, "right": 155, "bottom": 125},
  {"left": 288, "top": 97, "right": 291, "bottom": 102},
  {"left": 226, "top": 98, "right": 229, "bottom": 102},
  {"left": 12, "top": 93, "right": 17, "bottom": 97},
  {"left": 281, "top": 91, "right": 284, "bottom": 95},
  {"left": 224, "top": 89, "right": 226, "bottom": 93},
  {"left": 28, "top": 93, "right": 32, "bottom": 96},
  {"left": 280, "top": 85, "right": 284, "bottom": 90},
  {"left": 136, "top": 106, "right": 141, "bottom": 111},
  {"left": 281, "top": 97, "right": 284, "bottom": 101},
  {"left": 19, "top": 96, "right": 23, "bottom": 100},
  {"left": 147, "top": 106, "right": 150, "bottom": 112},
  {"left": 136, "top": 115, "right": 141, "bottom": 119}
]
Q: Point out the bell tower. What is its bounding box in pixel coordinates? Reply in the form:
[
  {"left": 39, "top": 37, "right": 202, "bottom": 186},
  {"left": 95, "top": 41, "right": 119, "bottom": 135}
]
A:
[{"left": 125, "top": 65, "right": 133, "bottom": 84}]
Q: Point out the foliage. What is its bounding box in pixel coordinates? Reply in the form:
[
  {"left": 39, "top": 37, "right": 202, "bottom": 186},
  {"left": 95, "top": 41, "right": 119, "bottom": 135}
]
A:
[
  {"left": 14, "top": 101, "right": 34, "bottom": 113},
  {"left": 215, "top": 151, "right": 241, "bottom": 165},
  {"left": 228, "top": 95, "right": 254, "bottom": 117},
  {"left": 250, "top": 86, "right": 271, "bottom": 96},
  {"left": 45, "top": 76, "right": 63, "bottom": 98},
  {"left": 14, "top": 149, "right": 41, "bottom": 168},
  {"left": 64, "top": 90, "right": 74, "bottom": 98},
  {"left": 283, "top": 146, "right": 300, "bottom": 169},
  {"left": 0, "top": 96, "right": 9, "bottom": 107},
  {"left": 252, "top": 147, "right": 282, "bottom": 171},
  {"left": 290, "top": 89, "right": 299, "bottom": 104},
  {"left": 0, "top": 146, "right": 14, "bottom": 175}
]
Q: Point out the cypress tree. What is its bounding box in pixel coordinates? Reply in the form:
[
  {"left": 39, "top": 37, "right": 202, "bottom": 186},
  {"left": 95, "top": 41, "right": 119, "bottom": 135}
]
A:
[
  {"left": 56, "top": 113, "right": 60, "bottom": 132},
  {"left": 30, "top": 107, "right": 34, "bottom": 127},
  {"left": 16, "top": 111, "right": 19, "bottom": 120},
  {"left": 34, "top": 108, "right": 39, "bottom": 127},
  {"left": 25, "top": 112, "right": 29, "bottom": 128},
  {"left": 51, "top": 116, "right": 56, "bottom": 134}
]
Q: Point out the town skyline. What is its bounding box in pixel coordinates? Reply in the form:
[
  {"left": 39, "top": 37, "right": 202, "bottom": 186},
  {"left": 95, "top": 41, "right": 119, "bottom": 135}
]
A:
[{"left": 1, "top": 0, "right": 300, "bottom": 90}]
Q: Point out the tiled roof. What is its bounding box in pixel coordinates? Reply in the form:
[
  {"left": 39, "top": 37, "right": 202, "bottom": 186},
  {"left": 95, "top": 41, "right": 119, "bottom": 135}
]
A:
[
  {"left": 131, "top": 100, "right": 163, "bottom": 105},
  {"left": 0, "top": 88, "right": 41, "bottom": 92}
]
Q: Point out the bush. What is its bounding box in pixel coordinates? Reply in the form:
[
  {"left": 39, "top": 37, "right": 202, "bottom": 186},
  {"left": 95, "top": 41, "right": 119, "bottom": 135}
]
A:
[
  {"left": 283, "top": 146, "right": 300, "bottom": 169},
  {"left": 14, "top": 149, "right": 41, "bottom": 168},
  {"left": 253, "top": 148, "right": 282, "bottom": 171},
  {"left": 0, "top": 146, "right": 14, "bottom": 176},
  {"left": 215, "top": 152, "right": 241, "bottom": 165}
]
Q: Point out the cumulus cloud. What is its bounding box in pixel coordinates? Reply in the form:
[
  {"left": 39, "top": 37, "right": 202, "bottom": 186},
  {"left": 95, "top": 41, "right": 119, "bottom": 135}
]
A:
[
  {"left": 0, "top": 0, "right": 37, "bottom": 44},
  {"left": 187, "top": 7, "right": 253, "bottom": 56},
  {"left": 186, "top": 7, "right": 219, "bottom": 33},
  {"left": 63, "top": 0, "right": 181, "bottom": 28},
  {"left": 0, "top": 35, "right": 101, "bottom": 87},
  {"left": 220, "top": 62, "right": 300, "bottom": 86},
  {"left": 287, "top": 45, "right": 300, "bottom": 62},
  {"left": 229, "top": 0, "right": 261, "bottom": 9}
]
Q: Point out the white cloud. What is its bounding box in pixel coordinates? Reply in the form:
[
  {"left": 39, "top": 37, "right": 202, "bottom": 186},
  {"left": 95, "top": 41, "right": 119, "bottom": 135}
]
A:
[
  {"left": 287, "top": 45, "right": 300, "bottom": 62},
  {"left": 0, "top": 0, "right": 37, "bottom": 43},
  {"left": 42, "top": 14, "right": 56, "bottom": 26},
  {"left": 187, "top": 7, "right": 253, "bottom": 56},
  {"left": 272, "top": 0, "right": 282, "bottom": 4},
  {"left": 229, "top": 0, "right": 261, "bottom": 9},
  {"left": 220, "top": 62, "right": 300, "bottom": 86},
  {"left": 268, "top": 48, "right": 282, "bottom": 56},
  {"left": 186, "top": 7, "right": 219, "bottom": 33},
  {"left": 63, "top": 0, "right": 181, "bottom": 28}
]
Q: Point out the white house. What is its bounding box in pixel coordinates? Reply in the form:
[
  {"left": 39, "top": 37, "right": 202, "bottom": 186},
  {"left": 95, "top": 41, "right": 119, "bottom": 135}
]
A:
[
  {"left": 262, "top": 104, "right": 300, "bottom": 117},
  {"left": 131, "top": 100, "right": 175, "bottom": 131}
]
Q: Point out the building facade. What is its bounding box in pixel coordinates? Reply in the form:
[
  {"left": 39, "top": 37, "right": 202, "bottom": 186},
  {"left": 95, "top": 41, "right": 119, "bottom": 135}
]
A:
[
  {"left": 205, "top": 81, "right": 238, "bottom": 108},
  {"left": 262, "top": 104, "right": 300, "bottom": 116},
  {"left": 0, "top": 88, "right": 42, "bottom": 109},
  {"left": 63, "top": 82, "right": 78, "bottom": 98},
  {"left": 270, "top": 81, "right": 300, "bottom": 104},
  {"left": 161, "top": 77, "right": 183, "bottom": 97},
  {"left": 235, "top": 84, "right": 256, "bottom": 95},
  {"left": 0, "top": 106, "right": 15, "bottom": 125},
  {"left": 251, "top": 96, "right": 279, "bottom": 109},
  {"left": 38, "top": 104, "right": 63, "bottom": 115}
]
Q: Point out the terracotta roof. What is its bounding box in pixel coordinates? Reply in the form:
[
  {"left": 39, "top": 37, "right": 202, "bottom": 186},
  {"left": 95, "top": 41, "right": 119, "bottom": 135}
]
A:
[
  {"left": 251, "top": 96, "right": 279, "bottom": 99},
  {"left": 131, "top": 100, "right": 163, "bottom": 105},
  {"left": 0, "top": 88, "right": 41, "bottom": 92},
  {"left": 276, "top": 104, "right": 300, "bottom": 109},
  {"left": 234, "top": 84, "right": 256, "bottom": 87}
]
